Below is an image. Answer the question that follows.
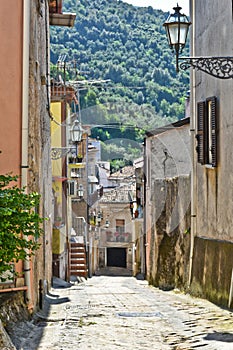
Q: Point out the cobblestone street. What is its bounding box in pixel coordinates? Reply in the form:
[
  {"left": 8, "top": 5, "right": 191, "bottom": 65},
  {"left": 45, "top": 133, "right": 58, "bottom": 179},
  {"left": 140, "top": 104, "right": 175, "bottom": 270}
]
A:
[{"left": 11, "top": 275, "right": 233, "bottom": 350}]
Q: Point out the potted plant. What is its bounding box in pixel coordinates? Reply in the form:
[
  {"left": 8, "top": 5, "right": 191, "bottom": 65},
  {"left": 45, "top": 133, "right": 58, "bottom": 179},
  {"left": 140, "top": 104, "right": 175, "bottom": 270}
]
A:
[{"left": 77, "top": 153, "right": 83, "bottom": 163}]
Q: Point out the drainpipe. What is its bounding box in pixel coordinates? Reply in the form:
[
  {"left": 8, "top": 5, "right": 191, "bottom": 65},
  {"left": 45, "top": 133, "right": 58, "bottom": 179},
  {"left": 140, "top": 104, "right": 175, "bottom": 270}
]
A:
[
  {"left": 142, "top": 137, "right": 147, "bottom": 277},
  {"left": 188, "top": 0, "right": 197, "bottom": 288},
  {"left": 21, "top": 0, "right": 33, "bottom": 308}
]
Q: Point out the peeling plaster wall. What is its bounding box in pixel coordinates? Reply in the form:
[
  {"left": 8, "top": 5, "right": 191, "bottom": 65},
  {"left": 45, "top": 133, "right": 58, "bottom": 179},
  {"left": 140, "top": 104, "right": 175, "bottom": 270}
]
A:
[
  {"left": 148, "top": 176, "right": 191, "bottom": 291},
  {"left": 145, "top": 122, "right": 191, "bottom": 289}
]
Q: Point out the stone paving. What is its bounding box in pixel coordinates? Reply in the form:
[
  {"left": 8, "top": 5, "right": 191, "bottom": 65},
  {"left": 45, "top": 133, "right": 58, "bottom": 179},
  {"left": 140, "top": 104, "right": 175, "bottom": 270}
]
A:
[{"left": 9, "top": 275, "right": 233, "bottom": 350}]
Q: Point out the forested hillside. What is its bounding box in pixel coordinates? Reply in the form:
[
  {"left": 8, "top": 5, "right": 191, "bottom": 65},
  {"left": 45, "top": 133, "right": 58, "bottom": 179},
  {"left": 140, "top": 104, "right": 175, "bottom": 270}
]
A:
[{"left": 50, "top": 0, "right": 190, "bottom": 168}]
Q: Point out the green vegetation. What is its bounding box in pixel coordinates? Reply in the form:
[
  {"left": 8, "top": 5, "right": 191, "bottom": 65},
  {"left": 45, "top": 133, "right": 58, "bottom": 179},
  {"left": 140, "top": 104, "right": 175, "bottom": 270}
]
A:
[
  {"left": 50, "top": 0, "right": 190, "bottom": 166},
  {"left": 0, "top": 175, "right": 43, "bottom": 279}
]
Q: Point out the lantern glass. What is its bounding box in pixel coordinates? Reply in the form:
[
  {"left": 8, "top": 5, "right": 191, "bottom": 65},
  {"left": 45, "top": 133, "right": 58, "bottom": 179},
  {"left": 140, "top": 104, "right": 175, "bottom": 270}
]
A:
[
  {"left": 163, "top": 4, "right": 191, "bottom": 50},
  {"left": 105, "top": 219, "right": 110, "bottom": 228},
  {"left": 78, "top": 184, "right": 84, "bottom": 198},
  {"left": 71, "top": 120, "right": 83, "bottom": 142}
]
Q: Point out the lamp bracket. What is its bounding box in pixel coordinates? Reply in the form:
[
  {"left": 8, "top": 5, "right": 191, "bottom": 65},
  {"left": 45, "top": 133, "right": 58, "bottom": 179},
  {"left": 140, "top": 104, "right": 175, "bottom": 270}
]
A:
[
  {"left": 179, "top": 56, "right": 233, "bottom": 79},
  {"left": 51, "top": 147, "right": 74, "bottom": 160}
]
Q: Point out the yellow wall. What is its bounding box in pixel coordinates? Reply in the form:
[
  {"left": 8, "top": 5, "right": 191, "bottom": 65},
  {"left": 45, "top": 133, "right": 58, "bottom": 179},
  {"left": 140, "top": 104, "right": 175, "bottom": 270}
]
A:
[
  {"left": 52, "top": 226, "right": 66, "bottom": 254},
  {"left": 51, "top": 102, "right": 63, "bottom": 209}
]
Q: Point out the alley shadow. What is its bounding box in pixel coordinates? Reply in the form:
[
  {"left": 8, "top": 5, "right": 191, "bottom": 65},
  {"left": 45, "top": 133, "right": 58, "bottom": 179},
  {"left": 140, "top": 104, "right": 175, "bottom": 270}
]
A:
[
  {"left": 204, "top": 332, "right": 233, "bottom": 343},
  {"left": 44, "top": 294, "right": 70, "bottom": 305},
  {"left": 42, "top": 276, "right": 72, "bottom": 306},
  {"left": 8, "top": 277, "right": 72, "bottom": 350},
  {"left": 52, "top": 276, "right": 73, "bottom": 289}
]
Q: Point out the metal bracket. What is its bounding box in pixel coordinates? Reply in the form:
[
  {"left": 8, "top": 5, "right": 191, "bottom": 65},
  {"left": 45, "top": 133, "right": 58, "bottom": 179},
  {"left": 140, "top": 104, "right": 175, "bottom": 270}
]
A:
[
  {"left": 179, "top": 57, "right": 233, "bottom": 79},
  {"left": 51, "top": 147, "right": 74, "bottom": 160}
]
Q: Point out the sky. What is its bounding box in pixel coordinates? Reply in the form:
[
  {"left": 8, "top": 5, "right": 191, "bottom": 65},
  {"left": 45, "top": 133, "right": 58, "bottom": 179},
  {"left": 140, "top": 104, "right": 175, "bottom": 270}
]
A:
[{"left": 122, "top": 1, "right": 189, "bottom": 14}]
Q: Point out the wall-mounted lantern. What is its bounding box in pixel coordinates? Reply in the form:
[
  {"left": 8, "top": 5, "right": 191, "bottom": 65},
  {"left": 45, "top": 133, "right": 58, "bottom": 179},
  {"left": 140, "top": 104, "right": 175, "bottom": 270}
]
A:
[
  {"left": 71, "top": 120, "right": 83, "bottom": 143},
  {"left": 71, "top": 119, "right": 83, "bottom": 158},
  {"left": 163, "top": 3, "right": 190, "bottom": 72},
  {"left": 163, "top": 4, "right": 233, "bottom": 79},
  {"left": 105, "top": 219, "right": 110, "bottom": 228},
  {"left": 78, "top": 184, "right": 84, "bottom": 199},
  {"left": 96, "top": 211, "right": 102, "bottom": 227}
]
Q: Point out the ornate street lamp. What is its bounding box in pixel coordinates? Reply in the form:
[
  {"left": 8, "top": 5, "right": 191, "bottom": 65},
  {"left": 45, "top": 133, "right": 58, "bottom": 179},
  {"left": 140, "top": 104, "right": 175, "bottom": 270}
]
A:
[
  {"left": 96, "top": 211, "right": 102, "bottom": 227},
  {"left": 163, "top": 3, "right": 191, "bottom": 72},
  {"left": 70, "top": 119, "right": 83, "bottom": 157},
  {"left": 78, "top": 184, "right": 84, "bottom": 199},
  {"left": 105, "top": 219, "right": 110, "bottom": 228},
  {"left": 71, "top": 119, "right": 83, "bottom": 143},
  {"left": 163, "top": 4, "right": 233, "bottom": 79}
]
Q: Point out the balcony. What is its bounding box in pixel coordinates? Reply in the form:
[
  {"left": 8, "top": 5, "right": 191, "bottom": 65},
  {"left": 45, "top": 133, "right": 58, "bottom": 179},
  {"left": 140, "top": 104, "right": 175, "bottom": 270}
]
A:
[
  {"left": 105, "top": 231, "right": 132, "bottom": 243},
  {"left": 49, "top": 0, "right": 76, "bottom": 27}
]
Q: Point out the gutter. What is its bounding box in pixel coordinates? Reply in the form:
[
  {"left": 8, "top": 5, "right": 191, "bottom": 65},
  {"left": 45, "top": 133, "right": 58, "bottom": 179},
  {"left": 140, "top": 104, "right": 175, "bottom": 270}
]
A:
[
  {"left": 21, "top": 0, "right": 32, "bottom": 308},
  {"left": 188, "top": 0, "right": 196, "bottom": 288}
]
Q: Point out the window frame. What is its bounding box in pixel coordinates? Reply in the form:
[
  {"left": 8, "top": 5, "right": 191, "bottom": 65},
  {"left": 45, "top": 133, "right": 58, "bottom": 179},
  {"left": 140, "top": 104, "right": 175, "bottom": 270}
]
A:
[
  {"left": 116, "top": 219, "right": 125, "bottom": 234},
  {"left": 196, "top": 96, "right": 217, "bottom": 167}
]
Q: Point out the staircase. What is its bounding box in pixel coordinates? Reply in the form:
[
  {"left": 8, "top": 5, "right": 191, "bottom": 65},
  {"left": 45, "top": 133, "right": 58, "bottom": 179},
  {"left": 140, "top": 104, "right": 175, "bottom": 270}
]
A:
[{"left": 70, "top": 242, "right": 88, "bottom": 278}]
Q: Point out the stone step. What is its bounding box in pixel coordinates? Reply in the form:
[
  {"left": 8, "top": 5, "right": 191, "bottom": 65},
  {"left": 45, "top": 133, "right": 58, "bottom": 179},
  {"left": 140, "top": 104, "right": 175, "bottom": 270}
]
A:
[
  {"left": 70, "top": 253, "right": 86, "bottom": 258},
  {"left": 70, "top": 243, "right": 85, "bottom": 248},
  {"left": 70, "top": 261, "right": 87, "bottom": 268},
  {"left": 70, "top": 260, "right": 87, "bottom": 267},
  {"left": 70, "top": 260, "right": 87, "bottom": 266},
  {"left": 70, "top": 271, "right": 87, "bottom": 277},
  {"left": 71, "top": 255, "right": 85, "bottom": 260},
  {"left": 70, "top": 248, "right": 86, "bottom": 254},
  {"left": 70, "top": 269, "right": 87, "bottom": 272}
]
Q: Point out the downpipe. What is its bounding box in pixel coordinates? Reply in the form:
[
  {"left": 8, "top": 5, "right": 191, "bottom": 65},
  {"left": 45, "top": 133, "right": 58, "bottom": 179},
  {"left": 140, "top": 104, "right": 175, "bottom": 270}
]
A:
[{"left": 22, "top": 0, "right": 33, "bottom": 310}]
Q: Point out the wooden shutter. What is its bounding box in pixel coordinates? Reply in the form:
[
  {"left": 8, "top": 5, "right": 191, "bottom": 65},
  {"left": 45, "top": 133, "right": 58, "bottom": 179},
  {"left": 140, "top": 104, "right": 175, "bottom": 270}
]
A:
[
  {"left": 196, "top": 101, "right": 206, "bottom": 164},
  {"left": 209, "top": 96, "right": 217, "bottom": 167}
]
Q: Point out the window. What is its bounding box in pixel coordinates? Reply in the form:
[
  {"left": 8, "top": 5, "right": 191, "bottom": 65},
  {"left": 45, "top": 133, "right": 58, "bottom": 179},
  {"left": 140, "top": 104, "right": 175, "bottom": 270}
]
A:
[
  {"left": 70, "top": 167, "right": 83, "bottom": 178},
  {"left": 196, "top": 96, "right": 217, "bottom": 167},
  {"left": 68, "top": 180, "right": 76, "bottom": 196},
  {"left": 116, "top": 219, "right": 125, "bottom": 234}
]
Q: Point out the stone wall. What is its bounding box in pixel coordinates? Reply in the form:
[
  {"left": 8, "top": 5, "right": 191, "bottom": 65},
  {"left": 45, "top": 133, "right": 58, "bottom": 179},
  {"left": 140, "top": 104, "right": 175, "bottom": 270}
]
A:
[
  {"left": 148, "top": 175, "right": 191, "bottom": 291},
  {"left": 27, "top": 0, "right": 53, "bottom": 309},
  {"left": 0, "top": 292, "right": 30, "bottom": 349}
]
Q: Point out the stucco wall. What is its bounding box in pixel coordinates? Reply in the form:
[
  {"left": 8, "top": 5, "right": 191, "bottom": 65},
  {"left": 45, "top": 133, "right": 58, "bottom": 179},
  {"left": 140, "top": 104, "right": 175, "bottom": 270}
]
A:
[
  {"left": 0, "top": 0, "right": 53, "bottom": 310},
  {"left": 150, "top": 124, "right": 191, "bottom": 180},
  {"left": 0, "top": 0, "right": 23, "bottom": 177},
  {"left": 192, "top": 0, "right": 233, "bottom": 242},
  {"left": 190, "top": 0, "right": 233, "bottom": 307}
]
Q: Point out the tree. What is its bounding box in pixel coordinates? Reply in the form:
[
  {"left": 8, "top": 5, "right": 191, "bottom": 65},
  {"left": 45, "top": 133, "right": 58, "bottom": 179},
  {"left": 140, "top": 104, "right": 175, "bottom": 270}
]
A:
[{"left": 0, "top": 175, "right": 43, "bottom": 279}]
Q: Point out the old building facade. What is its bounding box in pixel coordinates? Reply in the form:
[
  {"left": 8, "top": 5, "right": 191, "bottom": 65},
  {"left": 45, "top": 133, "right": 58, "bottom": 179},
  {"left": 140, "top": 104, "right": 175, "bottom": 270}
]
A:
[
  {"left": 189, "top": 0, "right": 233, "bottom": 307},
  {"left": 0, "top": 0, "right": 75, "bottom": 311},
  {"left": 0, "top": 0, "right": 53, "bottom": 311}
]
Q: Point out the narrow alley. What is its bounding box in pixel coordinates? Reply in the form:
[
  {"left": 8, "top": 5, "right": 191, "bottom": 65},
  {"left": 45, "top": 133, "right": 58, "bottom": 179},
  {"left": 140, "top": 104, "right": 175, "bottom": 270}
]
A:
[{"left": 10, "top": 273, "right": 233, "bottom": 350}]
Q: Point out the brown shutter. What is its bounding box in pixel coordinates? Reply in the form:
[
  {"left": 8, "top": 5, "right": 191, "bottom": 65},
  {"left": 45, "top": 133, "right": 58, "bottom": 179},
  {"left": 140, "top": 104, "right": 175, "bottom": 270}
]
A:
[
  {"left": 196, "top": 101, "right": 206, "bottom": 164},
  {"left": 210, "top": 96, "right": 217, "bottom": 167}
]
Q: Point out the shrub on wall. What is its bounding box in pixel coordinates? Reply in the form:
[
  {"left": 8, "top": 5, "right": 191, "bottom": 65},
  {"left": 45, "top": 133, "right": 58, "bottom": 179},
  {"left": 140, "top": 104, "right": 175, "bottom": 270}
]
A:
[{"left": 0, "top": 174, "right": 44, "bottom": 280}]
